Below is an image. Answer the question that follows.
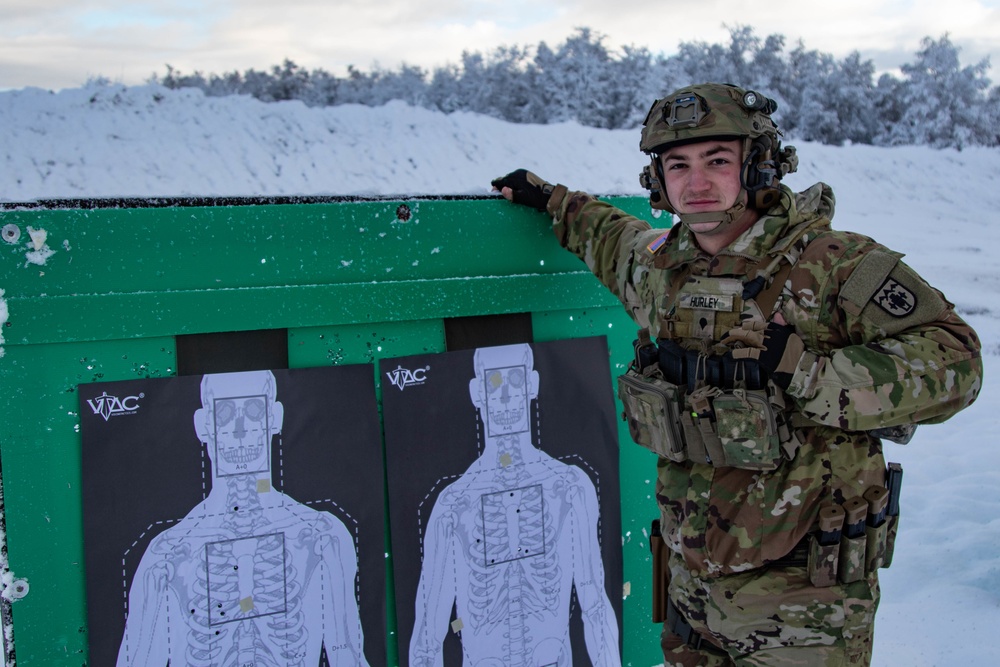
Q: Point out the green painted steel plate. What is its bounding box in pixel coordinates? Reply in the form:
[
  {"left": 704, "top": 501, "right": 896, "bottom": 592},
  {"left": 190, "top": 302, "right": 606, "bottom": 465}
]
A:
[{"left": 0, "top": 195, "right": 671, "bottom": 666}]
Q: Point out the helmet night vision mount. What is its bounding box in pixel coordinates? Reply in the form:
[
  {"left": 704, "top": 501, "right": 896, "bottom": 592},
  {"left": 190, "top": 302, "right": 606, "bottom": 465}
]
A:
[{"left": 639, "top": 83, "right": 799, "bottom": 233}]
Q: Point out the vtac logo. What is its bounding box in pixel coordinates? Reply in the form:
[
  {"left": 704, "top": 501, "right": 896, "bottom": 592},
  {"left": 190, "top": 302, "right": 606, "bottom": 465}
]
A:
[
  {"left": 87, "top": 391, "right": 144, "bottom": 421},
  {"left": 385, "top": 365, "right": 430, "bottom": 391}
]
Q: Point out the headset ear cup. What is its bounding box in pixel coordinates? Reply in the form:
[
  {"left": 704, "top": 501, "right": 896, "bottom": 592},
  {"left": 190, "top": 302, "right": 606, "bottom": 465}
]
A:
[
  {"left": 642, "top": 156, "right": 673, "bottom": 211},
  {"left": 747, "top": 138, "right": 769, "bottom": 190},
  {"left": 656, "top": 158, "right": 676, "bottom": 213},
  {"left": 746, "top": 137, "right": 781, "bottom": 210},
  {"left": 755, "top": 188, "right": 779, "bottom": 209}
]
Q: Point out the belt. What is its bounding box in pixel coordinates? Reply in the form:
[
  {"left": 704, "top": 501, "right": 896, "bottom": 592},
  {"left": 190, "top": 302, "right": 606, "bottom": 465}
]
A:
[
  {"left": 766, "top": 534, "right": 810, "bottom": 569},
  {"left": 666, "top": 597, "right": 729, "bottom": 657}
]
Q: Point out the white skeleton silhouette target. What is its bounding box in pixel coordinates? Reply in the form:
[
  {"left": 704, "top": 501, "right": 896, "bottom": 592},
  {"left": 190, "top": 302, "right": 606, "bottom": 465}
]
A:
[
  {"left": 117, "top": 370, "right": 369, "bottom": 667},
  {"left": 409, "top": 345, "right": 620, "bottom": 667}
]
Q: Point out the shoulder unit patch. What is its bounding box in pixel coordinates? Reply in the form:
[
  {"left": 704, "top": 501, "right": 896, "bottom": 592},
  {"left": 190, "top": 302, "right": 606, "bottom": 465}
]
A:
[
  {"left": 873, "top": 277, "right": 917, "bottom": 317},
  {"left": 839, "top": 248, "right": 947, "bottom": 336}
]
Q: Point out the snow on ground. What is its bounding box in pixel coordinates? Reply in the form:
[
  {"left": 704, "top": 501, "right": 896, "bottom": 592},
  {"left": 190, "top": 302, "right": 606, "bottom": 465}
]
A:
[{"left": 2, "top": 82, "right": 999, "bottom": 666}]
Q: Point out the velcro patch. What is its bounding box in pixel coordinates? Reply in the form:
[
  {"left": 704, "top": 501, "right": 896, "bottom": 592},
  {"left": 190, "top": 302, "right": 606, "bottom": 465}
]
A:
[
  {"left": 839, "top": 249, "right": 947, "bottom": 336},
  {"left": 840, "top": 250, "right": 899, "bottom": 316},
  {"left": 872, "top": 277, "right": 917, "bottom": 317},
  {"left": 858, "top": 264, "right": 947, "bottom": 336}
]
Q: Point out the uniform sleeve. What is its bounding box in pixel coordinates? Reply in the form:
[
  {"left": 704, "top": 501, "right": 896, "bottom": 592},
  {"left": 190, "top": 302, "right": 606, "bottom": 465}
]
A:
[
  {"left": 783, "top": 238, "right": 982, "bottom": 431},
  {"left": 547, "top": 186, "right": 663, "bottom": 329}
]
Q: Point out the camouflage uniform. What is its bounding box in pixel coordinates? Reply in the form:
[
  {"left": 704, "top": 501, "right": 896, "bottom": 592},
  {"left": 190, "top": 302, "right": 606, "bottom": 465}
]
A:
[{"left": 543, "top": 180, "right": 982, "bottom": 666}]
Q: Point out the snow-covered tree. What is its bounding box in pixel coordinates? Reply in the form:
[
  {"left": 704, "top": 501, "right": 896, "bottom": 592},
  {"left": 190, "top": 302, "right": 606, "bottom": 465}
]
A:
[
  {"left": 675, "top": 27, "right": 751, "bottom": 89},
  {"left": 985, "top": 87, "right": 1000, "bottom": 146},
  {"left": 146, "top": 28, "right": 999, "bottom": 147},
  {"left": 426, "top": 46, "right": 535, "bottom": 122},
  {"left": 877, "top": 35, "right": 993, "bottom": 148},
  {"left": 532, "top": 28, "right": 625, "bottom": 128},
  {"left": 833, "top": 52, "right": 881, "bottom": 145}
]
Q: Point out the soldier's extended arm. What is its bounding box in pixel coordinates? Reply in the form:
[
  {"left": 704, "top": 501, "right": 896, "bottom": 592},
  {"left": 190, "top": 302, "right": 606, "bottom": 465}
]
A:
[
  {"left": 492, "top": 173, "right": 659, "bottom": 319},
  {"left": 492, "top": 169, "right": 650, "bottom": 301},
  {"left": 498, "top": 174, "right": 982, "bottom": 431},
  {"left": 409, "top": 503, "right": 459, "bottom": 667},
  {"left": 567, "top": 474, "right": 622, "bottom": 667},
  {"left": 550, "top": 191, "right": 658, "bottom": 300}
]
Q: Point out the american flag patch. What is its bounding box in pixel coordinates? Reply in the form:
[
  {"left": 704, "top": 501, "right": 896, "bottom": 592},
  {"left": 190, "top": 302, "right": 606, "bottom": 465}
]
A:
[{"left": 646, "top": 232, "right": 670, "bottom": 254}]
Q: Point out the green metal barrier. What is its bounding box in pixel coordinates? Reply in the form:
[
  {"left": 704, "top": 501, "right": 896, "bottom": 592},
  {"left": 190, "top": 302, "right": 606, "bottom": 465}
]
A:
[{"left": 0, "top": 195, "right": 669, "bottom": 666}]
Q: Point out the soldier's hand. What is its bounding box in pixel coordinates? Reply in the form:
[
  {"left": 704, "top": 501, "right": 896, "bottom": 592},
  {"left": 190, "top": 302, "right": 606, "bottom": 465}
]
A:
[
  {"left": 720, "top": 320, "right": 766, "bottom": 349},
  {"left": 491, "top": 169, "right": 555, "bottom": 212},
  {"left": 723, "top": 319, "right": 804, "bottom": 389}
]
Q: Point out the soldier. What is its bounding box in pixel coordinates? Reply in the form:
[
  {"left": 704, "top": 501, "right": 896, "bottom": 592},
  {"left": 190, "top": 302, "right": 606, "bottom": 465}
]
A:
[{"left": 492, "top": 83, "right": 982, "bottom": 666}]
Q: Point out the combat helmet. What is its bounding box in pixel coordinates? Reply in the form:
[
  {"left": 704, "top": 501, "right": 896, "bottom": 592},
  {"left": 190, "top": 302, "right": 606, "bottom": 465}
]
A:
[{"left": 639, "top": 83, "right": 798, "bottom": 233}]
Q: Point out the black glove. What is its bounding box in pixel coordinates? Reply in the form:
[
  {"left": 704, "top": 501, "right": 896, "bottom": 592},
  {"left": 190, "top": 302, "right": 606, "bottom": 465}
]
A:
[
  {"left": 722, "top": 321, "right": 803, "bottom": 391},
  {"left": 491, "top": 169, "right": 555, "bottom": 212},
  {"left": 756, "top": 322, "right": 801, "bottom": 390}
]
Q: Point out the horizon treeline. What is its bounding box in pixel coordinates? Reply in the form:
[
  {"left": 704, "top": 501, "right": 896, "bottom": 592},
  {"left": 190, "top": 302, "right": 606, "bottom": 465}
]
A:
[{"left": 149, "top": 26, "right": 999, "bottom": 149}]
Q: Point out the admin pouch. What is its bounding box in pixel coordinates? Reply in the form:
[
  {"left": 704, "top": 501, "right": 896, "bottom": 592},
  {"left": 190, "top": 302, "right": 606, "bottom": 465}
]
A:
[{"left": 617, "top": 368, "right": 686, "bottom": 461}]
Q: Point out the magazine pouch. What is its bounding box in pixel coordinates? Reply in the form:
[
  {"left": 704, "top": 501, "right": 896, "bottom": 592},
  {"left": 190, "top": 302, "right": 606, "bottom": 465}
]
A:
[
  {"left": 864, "top": 520, "right": 889, "bottom": 572},
  {"left": 838, "top": 534, "right": 866, "bottom": 583},
  {"left": 807, "top": 535, "right": 840, "bottom": 588},
  {"left": 617, "top": 368, "right": 686, "bottom": 462},
  {"left": 882, "top": 514, "right": 899, "bottom": 568}
]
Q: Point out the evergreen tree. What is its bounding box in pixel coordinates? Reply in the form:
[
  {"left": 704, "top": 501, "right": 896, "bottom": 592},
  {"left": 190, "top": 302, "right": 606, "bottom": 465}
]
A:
[
  {"left": 146, "top": 27, "right": 999, "bottom": 147},
  {"left": 370, "top": 64, "right": 429, "bottom": 107},
  {"left": 878, "top": 35, "right": 993, "bottom": 148},
  {"left": 433, "top": 46, "right": 534, "bottom": 122},
  {"left": 834, "top": 52, "right": 880, "bottom": 144},
  {"left": 783, "top": 43, "right": 841, "bottom": 143},
  {"left": 534, "top": 28, "right": 621, "bottom": 128},
  {"left": 606, "top": 45, "right": 658, "bottom": 128},
  {"left": 985, "top": 87, "right": 1000, "bottom": 146}
]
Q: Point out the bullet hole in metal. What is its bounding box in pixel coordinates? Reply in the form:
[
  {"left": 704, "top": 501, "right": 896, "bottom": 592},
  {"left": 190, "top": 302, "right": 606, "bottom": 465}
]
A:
[
  {"left": 396, "top": 204, "right": 412, "bottom": 222},
  {"left": 2, "top": 224, "right": 20, "bottom": 244},
  {"left": 10, "top": 579, "right": 29, "bottom": 599}
]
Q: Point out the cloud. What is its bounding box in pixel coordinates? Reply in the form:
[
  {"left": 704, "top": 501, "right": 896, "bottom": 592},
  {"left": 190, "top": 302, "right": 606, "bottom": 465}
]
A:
[{"left": 0, "top": 0, "right": 996, "bottom": 90}]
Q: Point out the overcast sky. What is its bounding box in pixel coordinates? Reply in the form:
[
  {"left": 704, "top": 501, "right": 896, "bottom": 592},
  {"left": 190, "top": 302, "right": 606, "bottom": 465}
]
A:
[{"left": 3, "top": 0, "right": 999, "bottom": 91}]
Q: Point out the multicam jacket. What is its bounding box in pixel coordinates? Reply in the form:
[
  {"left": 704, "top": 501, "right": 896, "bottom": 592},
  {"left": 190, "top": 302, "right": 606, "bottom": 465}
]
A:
[{"left": 546, "top": 182, "right": 982, "bottom": 578}]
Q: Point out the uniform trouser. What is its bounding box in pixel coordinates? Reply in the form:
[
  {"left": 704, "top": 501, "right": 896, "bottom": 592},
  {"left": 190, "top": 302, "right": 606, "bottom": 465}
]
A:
[{"left": 660, "top": 550, "right": 879, "bottom": 667}]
